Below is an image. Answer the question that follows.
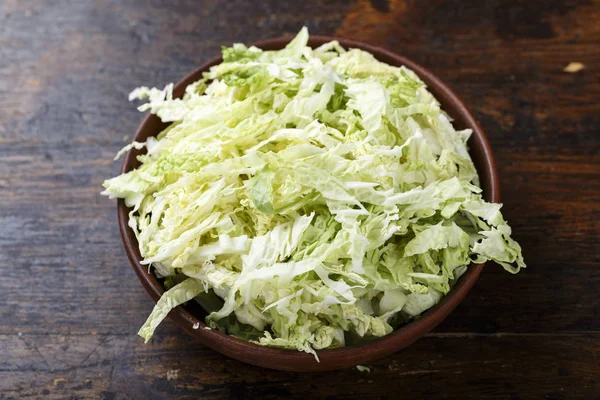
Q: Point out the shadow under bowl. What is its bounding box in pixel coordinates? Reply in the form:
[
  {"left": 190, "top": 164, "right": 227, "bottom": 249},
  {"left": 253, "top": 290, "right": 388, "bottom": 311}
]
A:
[{"left": 118, "top": 35, "right": 499, "bottom": 372}]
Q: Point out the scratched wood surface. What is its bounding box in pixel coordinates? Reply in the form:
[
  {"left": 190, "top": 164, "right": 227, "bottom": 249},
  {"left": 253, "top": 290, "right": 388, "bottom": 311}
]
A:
[{"left": 1, "top": 0, "right": 598, "bottom": 399}]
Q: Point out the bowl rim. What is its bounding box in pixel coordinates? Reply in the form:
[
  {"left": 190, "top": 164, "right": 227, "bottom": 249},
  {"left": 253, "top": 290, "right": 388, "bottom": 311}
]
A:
[{"left": 118, "top": 34, "right": 500, "bottom": 372}]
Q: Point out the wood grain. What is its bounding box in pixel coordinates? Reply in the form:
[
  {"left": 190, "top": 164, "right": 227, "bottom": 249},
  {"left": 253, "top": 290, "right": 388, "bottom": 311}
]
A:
[
  {"left": 1, "top": 0, "right": 598, "bottom": 398},
  {"left": 3, "top": 331, "right": 598, "bottom": 399}
]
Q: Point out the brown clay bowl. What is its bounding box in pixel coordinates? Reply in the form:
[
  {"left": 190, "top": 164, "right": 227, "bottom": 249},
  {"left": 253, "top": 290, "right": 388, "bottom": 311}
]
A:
[{"left": 118, "top": 35, "right": 499, "bottom": 372}]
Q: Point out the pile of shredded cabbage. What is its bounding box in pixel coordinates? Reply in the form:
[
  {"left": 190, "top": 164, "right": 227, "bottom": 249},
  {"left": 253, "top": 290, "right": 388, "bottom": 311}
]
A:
[{"left": 102, "top": 28, "right": 525, "bottom": 358}]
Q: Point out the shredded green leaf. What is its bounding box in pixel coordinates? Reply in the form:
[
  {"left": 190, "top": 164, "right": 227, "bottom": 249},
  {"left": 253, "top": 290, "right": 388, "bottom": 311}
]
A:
[
  {"left": 103, "top": 27, "right": 525, "bottom": 357},
  {"left": 356, "top": 365, "right": 371, "bottom": 373}
]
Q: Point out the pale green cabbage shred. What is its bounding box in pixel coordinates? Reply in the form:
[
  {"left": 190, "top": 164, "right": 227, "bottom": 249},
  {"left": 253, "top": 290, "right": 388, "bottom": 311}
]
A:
[{"left": 102, "top": 28, "right": 525, "bottom": 358}]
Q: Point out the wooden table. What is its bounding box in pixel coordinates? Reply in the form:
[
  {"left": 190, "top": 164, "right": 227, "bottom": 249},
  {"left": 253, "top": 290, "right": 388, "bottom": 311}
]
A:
[{"left": 1, "top": 1, "right": 598, "bottom": 398}]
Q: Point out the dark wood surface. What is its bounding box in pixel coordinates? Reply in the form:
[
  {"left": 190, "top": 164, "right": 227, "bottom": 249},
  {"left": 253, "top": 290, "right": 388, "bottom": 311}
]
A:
[{"left": 0, "top": 0, "right": 598, "bottom": 399}]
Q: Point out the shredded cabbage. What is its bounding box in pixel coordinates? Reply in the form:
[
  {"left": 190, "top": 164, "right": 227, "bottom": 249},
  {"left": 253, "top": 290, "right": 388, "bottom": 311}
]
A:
[{"left": 102, "top": 27, "right": 525, "bottom": 357}]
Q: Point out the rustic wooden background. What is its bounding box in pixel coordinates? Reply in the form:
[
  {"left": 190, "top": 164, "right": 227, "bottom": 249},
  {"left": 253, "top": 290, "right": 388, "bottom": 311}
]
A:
[{"left": 1, "top": 0, "right": 598, "bottom": 399}]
